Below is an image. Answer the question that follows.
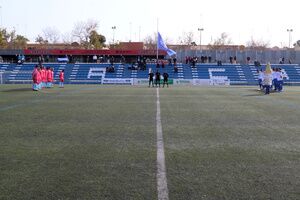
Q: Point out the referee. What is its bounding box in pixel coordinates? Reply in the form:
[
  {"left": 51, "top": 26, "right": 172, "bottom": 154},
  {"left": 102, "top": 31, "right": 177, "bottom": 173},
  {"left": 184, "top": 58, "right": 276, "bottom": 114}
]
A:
[{"left": 163, "top": 72, "right": 169, "bottom": 88}]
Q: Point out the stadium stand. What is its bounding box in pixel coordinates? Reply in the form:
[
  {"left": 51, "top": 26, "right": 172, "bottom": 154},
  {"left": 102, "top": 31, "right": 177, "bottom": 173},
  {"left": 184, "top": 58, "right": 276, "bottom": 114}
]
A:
[{"left": 1, "top": 63, "right": 300, "bottom": 85}]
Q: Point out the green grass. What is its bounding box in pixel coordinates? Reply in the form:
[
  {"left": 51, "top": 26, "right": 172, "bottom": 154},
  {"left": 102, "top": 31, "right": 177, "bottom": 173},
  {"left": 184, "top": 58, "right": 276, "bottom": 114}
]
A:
[
  {"left": 0, "top": 85, "right": 157, "bottom": 200},
  {"left": 160, "top": 86, "right": 300, "bottom": 200},
  {"left": 0, "top": 85, "right": 300, "bottom": 200}
]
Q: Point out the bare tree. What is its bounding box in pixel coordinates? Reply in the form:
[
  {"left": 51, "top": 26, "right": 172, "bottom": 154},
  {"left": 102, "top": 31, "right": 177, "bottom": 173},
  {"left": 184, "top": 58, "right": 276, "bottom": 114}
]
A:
[
  {"left": 72, "top": 19, "right": 98, "bottom": 48},
  {"left": 42, "top": 27, "right": 60, "bottom": 43},
  {"left": 294, "top": 40, "right": 300, "bottom": 47},
  {"left": 62, "top": 32, "right": 73, "bottom": 44},
  {"left": 208, "top": 32, "right": 233, "bottom": 50},
  {"left": 35, "top": 35, "right": 48, "bottom": 44},
  {"left": 246, "top": 37, "right": 270, "bottom": 49},
  {"left": 164, "top": 36, "right": 173, "bottom": 45},
  {"left": 178, "top": 31, "right": 195, "bottom": 45},
  {"left": 143, "top": 33, "right": 157, "bottom": 50}
]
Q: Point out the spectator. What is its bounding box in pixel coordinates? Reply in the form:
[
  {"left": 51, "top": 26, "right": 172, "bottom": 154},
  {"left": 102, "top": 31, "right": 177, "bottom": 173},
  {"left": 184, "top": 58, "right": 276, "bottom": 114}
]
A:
[
  {"left": 143, "top": 59, "right": 147, "bottom": 70},
  {"left": 173, "top": 57, "right": 177, "bottom": 66},
  {"left": 156, "top": 62, "right": 160, "bottom": 68},
  {"left": 93, "top": 55, "right": 97, "bottom": 63},
  {"left": 200, "top": 56, "right": 203, "bottom": 63},
  {"left": 233, "top": 56, "right": 237, "bottom": 64},
  {"left": 121, "top": 55, "right": 126, "bottom": 64},
  {"left": 174, "top": 65, "right": 178, "bottom": 73},
  {"left": 168, "top": 58, "right": 172, "bottom": 66},
  {"left": 110, "top": 56, "right": 115, "bottom": 66},
  {"left": 191, "top": 58, "right": 196, "bottom": 68},
  {"left": 246, "top": 57, "right": 251, "bottom": 64},
  {"left": 106, "top": 65, "right": 115, "bottom": 73}
]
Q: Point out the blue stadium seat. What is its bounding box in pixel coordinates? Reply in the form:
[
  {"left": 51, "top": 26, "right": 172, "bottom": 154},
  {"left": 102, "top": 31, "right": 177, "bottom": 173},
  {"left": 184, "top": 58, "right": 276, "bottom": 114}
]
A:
[{"left": 3, "top": 63, "right": 300, "bottom": 85}]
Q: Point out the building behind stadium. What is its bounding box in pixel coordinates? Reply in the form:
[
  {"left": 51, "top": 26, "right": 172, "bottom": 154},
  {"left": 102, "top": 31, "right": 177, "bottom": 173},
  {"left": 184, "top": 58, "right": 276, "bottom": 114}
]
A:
[{"left": 0, "top": 42, "right": 300, "bottom": 64}]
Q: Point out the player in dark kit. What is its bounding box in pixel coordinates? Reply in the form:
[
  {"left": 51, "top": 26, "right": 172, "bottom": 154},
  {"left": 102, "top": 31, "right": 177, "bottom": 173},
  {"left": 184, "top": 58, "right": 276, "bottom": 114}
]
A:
[
  {"left": 155, "top": 70, "right": 161, "bottom": 87},
  {"left": 148, "top": 70, "right": 154, "bottom": 87},
  {"left": 163, "top": 72, "right": 169, "bottom": 88}
]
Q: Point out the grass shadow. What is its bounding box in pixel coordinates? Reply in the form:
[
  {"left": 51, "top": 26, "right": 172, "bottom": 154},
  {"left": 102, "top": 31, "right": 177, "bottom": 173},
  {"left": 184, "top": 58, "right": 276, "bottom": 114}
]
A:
[
  {"left": 242, "top": 93, "right": 264, "bottom": 97},
  {"left": 243, "top": 90, "right": 281, "bottom": 97},
  {"left": 1, "top": 88, "right": 33, "bottom": 93},
  {"left": 242, "top": 89, "right": 265, "bottom": 97},
  {"left": 246, "top": 88, "right": 263, "bottom": 92}
]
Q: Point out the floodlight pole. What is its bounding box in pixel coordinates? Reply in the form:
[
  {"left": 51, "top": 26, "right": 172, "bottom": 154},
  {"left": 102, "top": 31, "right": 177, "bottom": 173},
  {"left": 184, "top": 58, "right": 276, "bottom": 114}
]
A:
[
  {"left": 287, "top": 29, "right": 293, "bottom": 48},
  {"left": 129, "top": 22, "right": 132, "bottom": 42},
  {"left": 198, "top": 28, "right": 204, "bottom": 53},
  {"left": 156, "top": 18, "right": 159, "bottom": 61},
  {"left": 0, "top": 6, "right": 2, "bottom": 28},
  {"left": 112, "top": 26, "right": 116, "bottom": 44},
  {"left": 139, "top": 26, "right": 141, "bottom": 42}
]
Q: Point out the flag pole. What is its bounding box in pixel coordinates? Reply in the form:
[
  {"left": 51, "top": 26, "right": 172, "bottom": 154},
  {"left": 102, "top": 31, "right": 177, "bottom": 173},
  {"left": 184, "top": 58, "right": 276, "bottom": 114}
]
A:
[{"left": 156, "top": 18, "right": 159, "bottom": 61}]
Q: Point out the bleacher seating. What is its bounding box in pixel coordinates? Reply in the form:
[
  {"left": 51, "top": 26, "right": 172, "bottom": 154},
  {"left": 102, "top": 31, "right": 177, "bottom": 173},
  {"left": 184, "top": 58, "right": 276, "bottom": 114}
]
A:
[{"left": 1, "top": 63, "right": 300, "bottom": 85}]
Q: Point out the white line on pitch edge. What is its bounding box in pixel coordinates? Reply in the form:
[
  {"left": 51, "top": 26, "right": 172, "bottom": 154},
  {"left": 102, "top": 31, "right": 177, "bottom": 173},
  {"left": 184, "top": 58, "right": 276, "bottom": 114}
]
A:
[{"left": 156, "top": 88, "right": 169, "bottom": 200}]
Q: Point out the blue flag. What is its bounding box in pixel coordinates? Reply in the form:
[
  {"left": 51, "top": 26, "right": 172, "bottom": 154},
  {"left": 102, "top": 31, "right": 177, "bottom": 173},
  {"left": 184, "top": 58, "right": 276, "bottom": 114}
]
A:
[{"left": 157, "top": 32, "right": 176, "bottom": 56}]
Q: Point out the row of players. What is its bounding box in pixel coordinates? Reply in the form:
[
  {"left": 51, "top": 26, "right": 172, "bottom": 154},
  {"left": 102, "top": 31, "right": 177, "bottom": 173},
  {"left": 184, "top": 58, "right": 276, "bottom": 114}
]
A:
[
  {"left": 148, "top": 69, "right": 169, "bottom": 87},
  {"left": 32, "top": 65, "right": 64, "bottom": 91},
  {"left": 257, "top": 67, "right": 285, "bottom": 95}
]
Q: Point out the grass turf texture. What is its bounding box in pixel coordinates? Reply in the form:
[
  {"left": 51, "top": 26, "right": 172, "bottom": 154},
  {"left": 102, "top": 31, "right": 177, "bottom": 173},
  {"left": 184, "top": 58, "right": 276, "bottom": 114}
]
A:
[
  {"left": 0, "top": 85, "right": 157, "bottom": 200},
  {"left": 0, "top": 85, "right": 300, "bottom": 199}
]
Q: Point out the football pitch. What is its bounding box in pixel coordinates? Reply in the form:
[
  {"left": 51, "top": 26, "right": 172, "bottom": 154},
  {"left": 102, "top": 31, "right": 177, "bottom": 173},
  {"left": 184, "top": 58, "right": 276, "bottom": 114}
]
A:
[{"left": 0, "top": 85, "right": 299, "bottom": 200}]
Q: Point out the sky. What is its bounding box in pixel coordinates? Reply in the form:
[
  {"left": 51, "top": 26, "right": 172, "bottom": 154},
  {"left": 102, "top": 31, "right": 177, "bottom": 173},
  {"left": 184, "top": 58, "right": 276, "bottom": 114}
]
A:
[{"left": 0, "top": 0, "right": 299, "bottom": 47}]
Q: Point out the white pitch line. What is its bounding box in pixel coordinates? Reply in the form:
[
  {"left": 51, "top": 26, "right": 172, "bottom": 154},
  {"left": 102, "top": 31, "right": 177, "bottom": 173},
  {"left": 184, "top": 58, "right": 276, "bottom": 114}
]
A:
[{"left": 156, "top": 88, "right": 169, "bottom": 200}]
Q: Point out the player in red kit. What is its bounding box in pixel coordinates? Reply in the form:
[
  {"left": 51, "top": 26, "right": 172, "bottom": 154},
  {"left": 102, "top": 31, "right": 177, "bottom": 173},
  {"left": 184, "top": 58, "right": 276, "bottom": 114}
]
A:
[
  {"left": 32, "top": 65, "right": 39, "bottom": 91},
  {"left": 41, "top": 66, "right": 47, "bottom": 88},
  {"left": 33, "top": 66, "right": 42, "bottom": 91},
  {"left": 59, "top": 69, "right": 64, "bottom": 88},
  {"left": 37, "top": 67, "right": 42, "bottom": 90},
  {"left": 46, "top": 67, "right": 54, "bottom": 88},
  {"left": 50, "top": 68, "right": 54, "bottom": 87}
]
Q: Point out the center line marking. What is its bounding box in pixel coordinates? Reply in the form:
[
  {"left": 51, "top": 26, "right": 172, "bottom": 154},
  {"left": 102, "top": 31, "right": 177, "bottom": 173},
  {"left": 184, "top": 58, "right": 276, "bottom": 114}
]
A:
[{"left": 156, "top": 88, "right": 169, "bottom": 200}]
